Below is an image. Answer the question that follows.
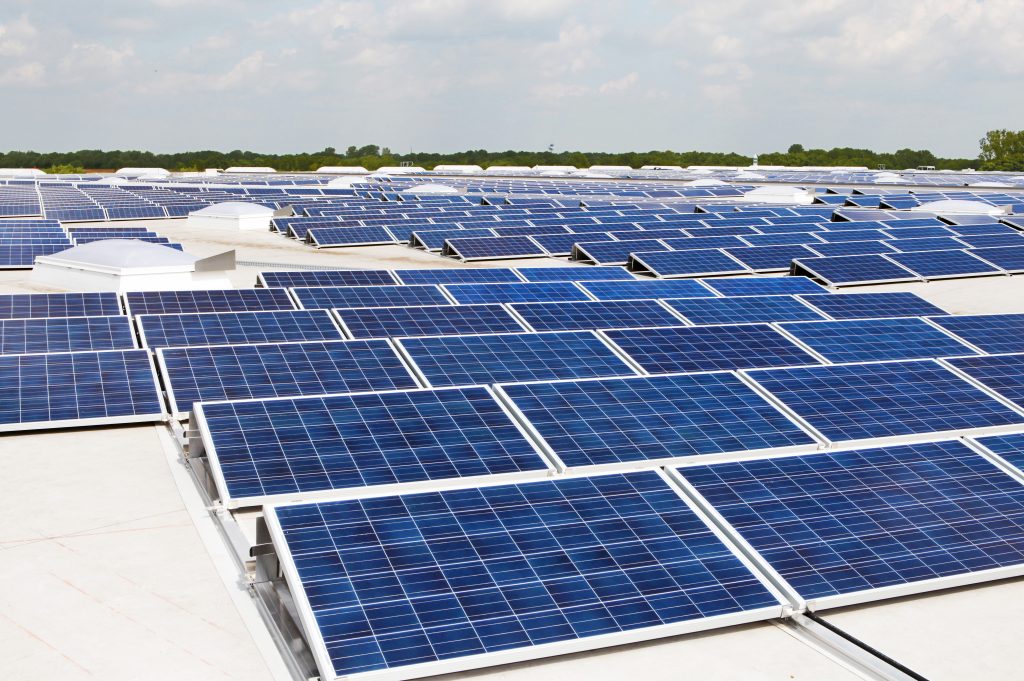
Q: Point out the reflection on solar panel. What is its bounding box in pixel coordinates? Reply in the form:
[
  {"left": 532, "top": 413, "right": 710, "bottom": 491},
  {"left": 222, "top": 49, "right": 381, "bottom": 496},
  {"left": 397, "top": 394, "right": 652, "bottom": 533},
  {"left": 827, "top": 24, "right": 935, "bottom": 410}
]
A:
[
  {"left": 392, "top": 268, "right": 522, "bottom": 285},
  {"left": 724, "top": 245, "right": 819, "bottom": 272},
  {"left": 929, "top": 314, "right": 1024, "bottom": 354},
  {"left": 195, "top": 386, "right": 552, "bottom": 506},
  {"left": 292, "top": 285, "right": 452, "bottom": 310},
  {"left": 307, "top": 226, "right": 397, "bottom": 248},
  {"left": 945, "top": 354, "right": 1024, "bottom": 408},
  {"left": 0, "top": 316, "right": 135, "bottom": 354},
  {"left": 157, "top": 339, "right": 419, "bottom": 416},
  {"left": 971, "top": 432, "right": 1024, "bottom": 475},
  {"left": 797, "top": 292, "right": 946, "bottom": 319},
  {"left": 700, "top": 277, "right": 826, "bottom": 296},
  {"left": 137, "top": 309, "right": 343, "bottom": 349},
  {"left": 497, "top": 372, "right": 816, "bottom": 469},
  {"left": 745, "top": 360, "right": 1024, "bottom": 444},
  {"left": 442, "top": 282, "right": 591, "bottom": 304},
  {"left": 0, "top": 349, "right": 164, "bottom": 431},
  {"left": 677, "top": 440, "right": 1024, "bottom": 608},
  {"left": 0, "top": 292, "right": 122, "bottom": 319},
  {"left": 970, "top": 246, "right": 1024, "bottom": 273},
  {"left": 266, "top": 470, "right": 785, "bottom": 680},
  {"left": 602, "top": 324, "right": 819, "bottom": 374},
  {"left": 628, "top": 250, "right": 748, "bottom": 278},
  {"left": 442, "top": 235, "right": 547, "bottom": 261},
  {"left": 884, "top": 250, "right": 1003, "bottom": 279},
  {"left": 509, "top": 299, "right": 683, "bottom": 332},
  {"left": 124, "top": 288, "right": 296, "bottom": 315},
  {"left": 395, "top": 331, "right": 637, "bottom": 387},
  {"left": 806, "top": 240, "right": 896, "bottom": 257},
  {"left": 515, "top": 266, "right": 636, "bottom": 282},
  {"left": 577, "top": 279, "right": 715, "bottom": 301},
  {"left": 257, "top": 270, "right": 397, "bottom": 288},
  {"left": 791, "top": 254, "right": 919, "bottom": 286},
  {"left": 778, "top": 317, "right": 975, "bottom": 363},
  {"left": 336, "top": 304, "right": 526, "bottom": 339},
  {"left": 665, "top": 296, "right": 825, "bottom": 325}
]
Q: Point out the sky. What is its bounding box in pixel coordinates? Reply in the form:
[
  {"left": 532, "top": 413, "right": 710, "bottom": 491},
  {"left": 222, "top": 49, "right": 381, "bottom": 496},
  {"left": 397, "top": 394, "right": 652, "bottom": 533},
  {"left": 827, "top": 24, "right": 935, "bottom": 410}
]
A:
[{"left": 1, "top": 0, "right": 1021, "bottom": 157}]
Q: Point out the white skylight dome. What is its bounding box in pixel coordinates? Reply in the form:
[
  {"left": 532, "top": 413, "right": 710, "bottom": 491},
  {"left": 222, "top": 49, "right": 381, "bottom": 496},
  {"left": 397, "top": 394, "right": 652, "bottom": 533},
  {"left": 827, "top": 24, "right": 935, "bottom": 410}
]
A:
[
  {"left": 187, "top": 201, "right": 274, "bottom": 230},
  {"left": 742, "top": 185, "right": 816, "bottom": 205},
  {"left": 325, "top": 176, "right": 366, "bottom": 188},
  {"left": 116, "top": 167, "right": 170, "bottom": 177}
]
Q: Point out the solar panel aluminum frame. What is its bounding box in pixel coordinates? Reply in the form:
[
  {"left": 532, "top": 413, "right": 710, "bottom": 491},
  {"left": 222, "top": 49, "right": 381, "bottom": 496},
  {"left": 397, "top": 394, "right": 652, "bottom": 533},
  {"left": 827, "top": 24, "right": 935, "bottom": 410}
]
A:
[
  {"left": 789, "top": 257, "right": 922, "bottom": 287},
  {"left": 626, "top": 250, "right": 750, "bottom": 279},
  {"left": 262, "top": 466, "right": 791, "bottom": 681},
  {"left": 491, "top": 371, "right": 823, "bottom": 474},
  {"left": 190, "top": 385, "right": 559, "bottom": 509},
  {"left": 964, "top": 434, "right": 1024, "bottom": 486},
  {"left": 665, "top": 452, "right": 1024, "bottom": 612}
]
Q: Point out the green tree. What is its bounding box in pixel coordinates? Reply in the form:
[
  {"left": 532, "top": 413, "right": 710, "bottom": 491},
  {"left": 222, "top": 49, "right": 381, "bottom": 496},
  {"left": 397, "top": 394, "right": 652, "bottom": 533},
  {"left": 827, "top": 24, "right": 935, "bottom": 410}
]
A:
[{"left": 979, "top": 130, "right": 1024, "bottom": 171}]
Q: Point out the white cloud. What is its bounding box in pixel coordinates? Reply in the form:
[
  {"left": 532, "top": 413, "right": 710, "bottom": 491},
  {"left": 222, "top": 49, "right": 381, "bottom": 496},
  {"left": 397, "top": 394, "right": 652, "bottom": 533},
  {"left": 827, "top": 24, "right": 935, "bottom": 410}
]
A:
[
  {"left": 0, "top": 14, "right": 37, "bottom": 57},
  {"left": 599, "top": 72, "right": 638, "bottom": 94},
  {"left": 0, "top": 61, "right": 45, "bottom": 86}
]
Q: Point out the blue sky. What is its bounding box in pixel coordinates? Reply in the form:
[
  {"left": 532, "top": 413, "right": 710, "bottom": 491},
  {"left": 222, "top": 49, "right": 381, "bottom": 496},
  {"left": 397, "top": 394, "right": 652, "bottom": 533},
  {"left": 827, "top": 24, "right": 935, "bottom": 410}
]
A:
[{"left": 1, "top": 0, "right": 1020, "bottom": 157}]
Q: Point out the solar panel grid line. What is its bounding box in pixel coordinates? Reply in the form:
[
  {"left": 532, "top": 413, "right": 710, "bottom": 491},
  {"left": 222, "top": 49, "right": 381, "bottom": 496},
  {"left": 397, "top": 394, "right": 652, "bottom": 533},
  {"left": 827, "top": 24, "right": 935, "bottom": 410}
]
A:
[
  {"left": 256, "top": 270, "right": 399, "bottom": 288},
  {"left": 661, "top": 296, "right": 828, "bottom": 327},
  {"left": 262, "top": 467, "right": 789, "bottom": 681},
  {"left": 961, "top": 435, "right": 1024, "bottom": 489},
  {"left": 123, "top": 288, "right": 297, "bottom": 316},
  {"left": 134, "top": 309, "right": 345, "bottom": 350},
  {"left": 915, "top": 317, "right": 991, "bottom": 356},
  {"left": 879, "top": 250, "right": 1006, "bottom": 281},
  {"left": 502, "top": 299, "right": 691, "bottom": 334},
  {"left": 936, "top": 355, "right": 1024, "bottom": 414},
  {"left": 626, "top": 249, "right": 750, "bottom": 279},
  {"left": 333, "top": 304, "right": 530, "bottom": 340},
  {"left": 190, "top": 384, "right": 559, "bottom": 509},
  {"left": 291, "top": 284, "right": 457, "bottom": 310},
  {"left": 0, "top": 315, "right": 139, "bottom": 355},
  {"left": 789, "top": 254, "right": 922, "bottom": 287},
  {"left": 391, "top": 268, "right": 525, "bottom": 286}
]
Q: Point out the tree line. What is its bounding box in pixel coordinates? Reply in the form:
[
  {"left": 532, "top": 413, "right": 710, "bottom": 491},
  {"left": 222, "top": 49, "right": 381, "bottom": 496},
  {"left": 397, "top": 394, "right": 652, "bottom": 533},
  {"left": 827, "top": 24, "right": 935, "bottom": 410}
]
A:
[{"left": 3, "top": 131, "right": 1023, "bottom": 173}]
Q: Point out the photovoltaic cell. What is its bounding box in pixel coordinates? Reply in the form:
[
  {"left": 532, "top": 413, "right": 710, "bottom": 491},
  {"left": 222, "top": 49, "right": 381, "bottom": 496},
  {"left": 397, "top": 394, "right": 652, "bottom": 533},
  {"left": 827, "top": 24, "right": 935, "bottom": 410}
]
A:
[
  {"left": 258, "top": 270, "right": 397, "bottom": 288},
  {"left": 884, "top": 250, "right": 1002, "bottom": 278},
  {"left": 509, "top": 299, "right": 684, "bottom": 332},
  {"left": 392, "top": 268, "right": 522, "bottom": 285},
  {"left": 0, "top": 292, "right": 122, "bottom": 319},
  {"left": 308, "top": 226, "right": 397, "bottom": 247},
  {"left": 336, "top": 304, "right": 527, "bottom": 339},
  {"left": 196, "top": 385, "right": 551, "bottom": 506},
  {"left": 678, "top": 440, "right": 1024, "bottom": 605},
  {"left": 573, "top": 239, "right": 668, "bottom": 265},
  {"left": 664, "top": 296, "right": 825, "bottom": 325},
  {"left": 267, "top": 470, "right": 784, "bottom": 680},
  {"left": 700, "top": 278, "right": 827, "bottom": 296},
  {"left": 0, "top": 316, "right": 136, "bottom": 354},
  {"left": 442, "top": 282, "right": 591, "bottom": 305},
  {"left": 602, "top": 324, "right": 820, "bottom": 374},
  {"left": 497, "top": 372, "right": 816, "bottom": 468},
  {"left": 928, "top": 314, "right": 1024, "bottom": 354},
  {"left": 971, "top": 432, "right": 1024, "bottom": 475},
  {"left": 806, "top": 241, "right": 896, "bottom": 257},
  {"left": 577, "top": 279, "right": 716, "bottom": 301},
  {"left": 442, "top": 236, "right": 546, "bottom": 260},
  {"left": 745, "top": 360, "right": 1024, "bottom": 444},
  {"left": 797, "top": 292, "right": 946, "bottom": 320},
  {"left": 945, "top": 353, "right": 1024, "bottom": 408},
  {"left": 515, "top": 266, "right": 636, "bottom": 282},
  {"left": 724, "top": 245, "right": 819, "bottom": 272},
  {"left": 137, "top": 309, "right": 344, "bottom": 349},
  {"left": 969, "top": 246, "right": 1024, "bottom": 273},
  {"left": 777, "top": 317, "right": 976, "bottom": 363},
  {"left": 292, "top": 285, "right": 452, "bottom": 310},
  {"left": 395, "top": 331, "right": 637, "bottom": 387},
  {"left": 628, "top": 250, "right": 748, "bottom": 278},
  {"left": 158, "top": 339, "right": 419, "bottom": 416},
  {"left": 124, "top": 288, "right": 296, "bottom": 316},
  {"left": 791, "top": 254, "right": 919, "bottom": 286}
]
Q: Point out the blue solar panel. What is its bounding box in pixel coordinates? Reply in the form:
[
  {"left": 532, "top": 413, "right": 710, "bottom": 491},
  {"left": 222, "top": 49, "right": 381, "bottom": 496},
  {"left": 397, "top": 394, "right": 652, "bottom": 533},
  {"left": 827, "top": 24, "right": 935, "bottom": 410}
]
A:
[
  {"left": 881, "top": 227, "right": 954, "bottom": 239},
  {"left": 945, "top": 354, "right": 1024, "bottom": 408},
  {"left": 267, "top": 470, "right": 784, "bottom": 680},
  {"left": 308, "top": 226, "right": 397, "bottom": 247},
  {"left": 515, "top": 266, "right": 636, "bottom": 282},
  {"left": 441, "top": 236, "right": 545, "bottom": 260},
  {"left": 577, "top": 279, "right": 715, "bottom": 301},
  {"left": 929, "top": 314, "right": 1024, "bottom": 354},
  {"left": 700, "top": 277, "right": 826, "bottom": 296},
  {"left": 884, "top": 250, "right": 1002, "bottom": 278},
  {"left": 393, "top": 268, "right": 522, "bottom": 285},
  {"left": 0, "top": 349, "right": 164, "bottom": 431},
  {"left": 410, "top": 228, "right": 496, "bottom": 251},
  {"left": 797, "top": 292, "right": 946, "bottom": 319},
  {"left": 158, "top": 339, "right": 419, "bottom": 416},
  {"left": 887, "top": 237, "right": 965, "bottom": 252},
  {"left": 258, "top": 270, "right": 397, "bottom": 288},
  {"left": 740, "top": 233, "right": 822, "bottom": 247},
  {"left": 724, "top": 245, "right": 819, "bottom": 272},
  {"left": 336, "top": 304, "right": 526, "bottom": 339},
  {"left": 969, "top": 246, "right": 1024, "bottom": 273},
  {"left": 137, "top": 309, "right": 343, "bottom": 349},
  {"left": 602, "top": 324, "right": 819, "bottom": 373},
  {"left": 509, "top": 299, "right": 683, "bottom": 332},
  {"left": 0, "top": 316, "right": 135, "bottom": 354},
  {"left": 530, "top": 232, "right": 607, "bottom": 256},
  {"left": 807, "top": 240, "right": 896, "bottom": 257},
  {"left": 628, "top": 250, "right": 748, "bottom": 278},
  {"left": 292, "top": 285, "right": 452, "bottom": 310},
  {"left": 949, "top": 223, "right": 1018, "bottom": 236},
  {"left": 678, "top": 440, "right": 1024, "bottom": 606},
  {"left": 791, "top": 254, "right": 919, "bottom": 286},
  {"left": 196, "top": 386, "right": 552, "bottom": 506},
  {"left": 778, "top": 317, "right": 976, "bottom": 363},
  {"left": 497, "top": 372, "right": 816, "bottom": 468},
  {"left": 0, "top": 292, "right": 122, "bottom": 319},
  {"left": 665, "top": 296, "right": 825, "bottom": 325},
  {"left": 815, "top": 229, "right": 889, "bottom": 243},
  {"left": 395, "top": 331, "right": 637, "bottom": 387},
  {"left": 661, "top": 236, "right": 750, "bottom": 249},
  {"left": 572, "top": 239, "right": 668, "bottom": 265},
  {"left": 957, "top": 234, "right": 1024, "bottom": 248},
  {"left": 125, "top": 288, "right": 296, "bottom": 315},
  {"left": 745, "top": 360, "right": 1024, "bottom": 444},
  {"left": 971, "top": 432, "right": 1024, "bottom": 475},
  {"left": 442, "top": 282, "right": 590, "bottom": 304}
]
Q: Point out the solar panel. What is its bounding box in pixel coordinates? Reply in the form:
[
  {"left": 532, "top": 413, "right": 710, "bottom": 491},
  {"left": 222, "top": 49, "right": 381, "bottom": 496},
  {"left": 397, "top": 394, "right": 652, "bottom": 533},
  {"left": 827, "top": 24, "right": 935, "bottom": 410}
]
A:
[
  {"left": 970, "top": 432, "right": 1024, "bottom": 476},
  {"left": 628, "top": 250, "right": 749, "bottom": 278},
  {"left": 572, "top": 239, "right": 668, "bottom": 265},
  {"left": 955, "top": 234, "right": 1024, "bottom": 248},
  {"left": 676, "top": 440, "right": 1024, "bottom": 608},
  {"left": 777, "top": 317, "right": 976, "bottom": 363},
  {"left": 194, "top": 385, "right": 553, "bottom": 507},
  {"left": 0, "top": 349, "right": 164, "bottom": 432},
  {"left": 881, "top": 226, "right": 954, "bottom": 239},
  {"left": 944, "top": 354, "right": 1024, "bottom": 409},
  {"left": 410, "top": 228, "right": 496, "bottom": 251},
  {"left": 814, "top": 229, "right": 889, "bottom": 243},
  {"left": 515, "top": 266, "right": 636, "bottom": 282},
  {"left": 307, "top": 226, "right": 397, "bottom": 247},
  {"left": 806, "top": 240, "right": 896, "bottom": 257},
  {"left": 496, "top": 372, "right": 817, "bottom": 469},
  {"left": 530, "top": 232, "right": 606, "bottom": 256},
  {"left": 292, "top": 285, "right": 452, "bottom": 310},
  {"left": 602, "top": 324, "right": 820, "bottom": 374},
  {"left": 740, "top": 232, "right": 822, "bottom": 247},
  {"left": 969, "top": 246, "right": 1024, "bottom": 273},
  {"left": 336, "top": 304, "right": 527, "bottom": 339},
  {"left": 392, "top": 268, "right": 522, "bottom": 285},
  {"left": 509, "top": 299, "right": 684, "bottom": 332},
  {"left": 929, "top": 314, "right": 1024, "bottom": 354},
  {"left": 441, "top": 235, "right": 547, "bottom": 261},
  {"left": 661, "top": 236, "right": 750, "bottom": 249},
  {"left": 886, "top": 237, "right": 966, "bottom": 252},
  {"left": 395, "top": 331, "right": 638, "bottom": 387},
  {"left": 124, "top": 288, "right": 296, "bottom": 316},
  {"left": 441, "top": 282, "right": 591, "bottom": 304},
  {"left": 790, "top": 254, "right": 919, "bottom": 286},
  {"left": 797, "top": 292, "right": 946, "bottom": 319},
  {"left": 137, "top": 309, "right": 344, "bottom": 349},
  {"left": 0, "top": 316, "right": 136, "bottom": 354},
  {"left": 577, "top": 279, "right": 716, "bottom": 301},
  {"left": 883, "top": 249, "right": 1003, "bottom": 279},
  {"left": 744, "top": 360, "right": 1024, "bottom": 445},
  {"left": 665, "top": 296, "right": 825, "bottom": 325},
  {"left": 723, "top": 245, "right": 820, "bottom": 272},
  {"left": 265, "top": 470, "right": 786, "bottom": 680},
  {"left": 0, "top": 292, "right": 122, "bottom": 320},
  {"left": 157, "top": 339, "right": 420, "bottom": 417},
  {"left": 700, "top": 277, "right": 827, "bottom": 296},
  {"left": 257, "top": 270, "right": 397, "bottom": 288}
]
